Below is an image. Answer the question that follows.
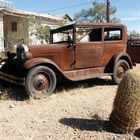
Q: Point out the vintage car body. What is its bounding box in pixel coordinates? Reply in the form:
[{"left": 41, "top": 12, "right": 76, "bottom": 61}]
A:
[
  {"left": 0, "top": 22, "right": 132, "bottom": 99},
  {"left": 127, "top": 37, "right": 140, "bottom": 63}
]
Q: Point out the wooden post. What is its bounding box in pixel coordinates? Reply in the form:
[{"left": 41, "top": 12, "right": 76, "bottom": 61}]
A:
[{"left": 106, "top": 0, "right": 110, "bottom": 22}]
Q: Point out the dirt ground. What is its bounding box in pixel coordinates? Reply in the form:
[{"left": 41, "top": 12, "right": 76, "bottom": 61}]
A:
[{"left": 0, "top": 67, "right": 140, "bottom": 140}]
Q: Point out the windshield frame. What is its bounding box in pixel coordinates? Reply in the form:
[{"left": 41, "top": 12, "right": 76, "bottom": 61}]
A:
[{"left": 50, "top": 24, "right": 75, "bottom": 44}]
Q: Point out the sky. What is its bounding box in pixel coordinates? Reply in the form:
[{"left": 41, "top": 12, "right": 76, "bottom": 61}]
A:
[{"left": 10, "top": 0, "right": 140, "bottom": 32}]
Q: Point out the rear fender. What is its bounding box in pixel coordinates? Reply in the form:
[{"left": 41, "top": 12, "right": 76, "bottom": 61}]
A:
[{"left": 105, "top": 53, "right": 133, "bottom": 73}]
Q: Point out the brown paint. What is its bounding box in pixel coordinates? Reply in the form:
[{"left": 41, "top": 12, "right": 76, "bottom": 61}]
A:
[{"left": 1, "top": 22, "right": 132, "bottom": 82}]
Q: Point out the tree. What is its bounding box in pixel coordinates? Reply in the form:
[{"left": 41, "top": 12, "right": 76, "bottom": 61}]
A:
[
  {"left": 35, "top": 25, "right": 50, "bottom": 43},
  {"left": 128, "top": 30, "right": 140, "bottom": 38},
  {"left": 73, "top": 1, "right": 120, "bottom": 23}
]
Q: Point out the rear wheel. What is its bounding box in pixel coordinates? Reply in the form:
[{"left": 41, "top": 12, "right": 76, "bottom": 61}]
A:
[
  {"left": 112, "top": 60, "right": 130, "bottom": 84},
  {"left": 25, "top": 66, "right": 56, "bottom": 99}
]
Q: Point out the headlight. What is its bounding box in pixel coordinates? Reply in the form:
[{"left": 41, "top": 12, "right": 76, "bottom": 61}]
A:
[
  {"left": 22, "top": 44, "right": 29, "bottom": 52},
  {"left": 17, "top": 44, "right": 29, "bottom": 63}
]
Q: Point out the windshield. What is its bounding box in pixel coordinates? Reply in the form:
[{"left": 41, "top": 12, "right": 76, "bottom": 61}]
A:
[{"left": 51, "top": 26, "right": 74, "bottom": 44}]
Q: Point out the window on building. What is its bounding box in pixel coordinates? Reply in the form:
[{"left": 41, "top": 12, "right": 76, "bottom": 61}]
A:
[{"left": 12, "top": 22, "right": 17, "bottom": 32}]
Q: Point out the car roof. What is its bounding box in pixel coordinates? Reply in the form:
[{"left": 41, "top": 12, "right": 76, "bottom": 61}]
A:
[
  {"left": 75, "top": 22, "right": 126, "bottom": 27},
  {"left": 50, "top": 22, "right": 126, "bottom": 34}
]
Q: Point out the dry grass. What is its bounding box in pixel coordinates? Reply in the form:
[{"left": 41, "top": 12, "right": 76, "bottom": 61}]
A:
[{"left": 0, "top": 76, "right": 139, "bottom": 139}]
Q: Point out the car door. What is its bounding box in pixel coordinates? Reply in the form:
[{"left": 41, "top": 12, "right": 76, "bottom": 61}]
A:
[
  {"left": 75, "top": 27, "right": 103, "bottom": 69},
  {"left": 127, "top": 40, "right": 140, "bottom": 63},
  {"left": 103, "top": 27, "right": 126, "bottom": 65}
]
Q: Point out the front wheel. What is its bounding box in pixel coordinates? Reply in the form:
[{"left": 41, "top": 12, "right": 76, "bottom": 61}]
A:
[
  {"left": 111, "top": 60, "right": 130, "bottom": 84},
  {"left": 25, "top": 66, "right": 57, "bottom": 99}
]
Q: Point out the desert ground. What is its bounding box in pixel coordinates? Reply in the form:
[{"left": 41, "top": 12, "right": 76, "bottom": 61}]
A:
[{"left": 0, "top": 66, "right": 140, "bottom": 140}]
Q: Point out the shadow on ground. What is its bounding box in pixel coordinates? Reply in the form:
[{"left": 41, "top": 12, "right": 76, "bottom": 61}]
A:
[
  {"left": 134, "top": 129, "right": 140, "bottom": 138},
  {"left": 59, "top": 118, "right": 112, "bottom": 132},
  {"left": 0, "top": 84, "right": 28, "bottom": 101},
  {"left": 56, "top": 77, "right": 114, "bottom": 93},
  {"left": 0, "top": 77, "right": 114, "bottom": 101},
  {"left": 60, "top": 118, "right": 140, "bottom": 139}
]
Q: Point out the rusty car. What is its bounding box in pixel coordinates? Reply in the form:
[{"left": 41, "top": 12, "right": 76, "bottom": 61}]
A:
[
  {"left": 127, "top": 36, "right": 140, "bottom": 63},
  {"left": 0, "top": 22, "right": 133, "bottom": 99}
]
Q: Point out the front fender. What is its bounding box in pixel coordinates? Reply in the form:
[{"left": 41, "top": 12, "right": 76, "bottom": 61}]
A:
[
  {"left": 23, "top": 57, "right": 61, "bottom": 70},
  {"left": 23, "top": 58, "right": 75, "bottom": 81}
]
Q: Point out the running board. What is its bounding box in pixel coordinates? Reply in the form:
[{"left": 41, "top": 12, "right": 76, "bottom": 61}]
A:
[{"left": 64, "top": 67, "right": 112, "bottom": 81}]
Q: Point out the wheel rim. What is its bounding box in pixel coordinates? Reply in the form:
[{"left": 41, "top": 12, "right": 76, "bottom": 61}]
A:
[
  {"left": 116, "top": 64, "right": 127, "bottom": 82},
  {"left": 31, "top": 72, "right": 51, "bottom": 96}
]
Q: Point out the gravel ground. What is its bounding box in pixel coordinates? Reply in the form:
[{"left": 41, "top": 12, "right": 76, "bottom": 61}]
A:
[{"left": 0, "top": 69, "right": 140, "bottom": 139}]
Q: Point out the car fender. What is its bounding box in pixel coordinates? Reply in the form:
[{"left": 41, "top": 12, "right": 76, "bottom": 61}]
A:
[
  {"left": 23, "top": 57, "right": 70, "bottom": 80},
  {"left": 113, "top": 52, "right": 132, "bottom": 67},
  {"left": 105, "top": 52, "right": 133, "bottom": 73},
  {"left": 24, "top": 57, "right": 61, "bottom": 70}
]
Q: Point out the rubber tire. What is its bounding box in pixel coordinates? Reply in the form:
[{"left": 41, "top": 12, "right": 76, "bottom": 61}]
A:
[
  {"left": 25, "top": 66, "right": 56, "bottom": 99},
  {"left": 112, "top": 60, "right": 130, "bottom": 85}
]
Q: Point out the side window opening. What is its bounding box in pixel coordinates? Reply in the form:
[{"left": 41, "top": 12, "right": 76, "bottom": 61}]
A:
[
  {"left": 76, "top": 28, "right": 90, "bottom": 42},
  {"left": 104, "top": 28, "right": 122, "bottom": 41},
  {"left": 89, "top": 28, "right": 102, "bottom": 41},
  {"left": 52, "top": 29, "right": 73, "bottom": 43},
  {"left": 76, "top": 27, "right": 102, "bottom": 42}
]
